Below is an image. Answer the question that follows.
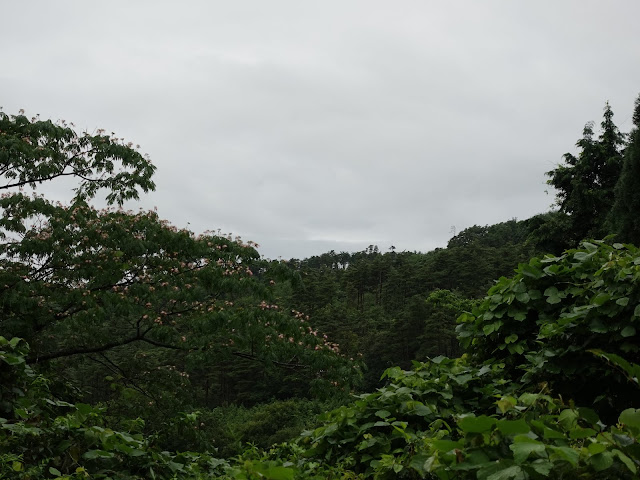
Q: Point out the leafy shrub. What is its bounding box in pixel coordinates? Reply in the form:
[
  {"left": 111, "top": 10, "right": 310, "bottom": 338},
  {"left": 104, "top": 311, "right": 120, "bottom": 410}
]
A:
[
  {"left": 457, "top": 240, "right": 640, "bottom": 419},
  {"left": 0, "top": 336, "right": 227, "bottom": 479},
  {"left": 293, "top": 359, "right": 640, "bottom": 479}
]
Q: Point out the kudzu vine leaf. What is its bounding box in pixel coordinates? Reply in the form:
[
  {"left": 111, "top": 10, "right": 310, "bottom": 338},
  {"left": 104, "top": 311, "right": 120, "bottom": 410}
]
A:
[
  {"left": 486, "top": 465, "right": 526, "bottom": 480},
  {"left": 548, "top": 446, "right": 579, "bottom": 467},
  {"left": 590, "top": 451, "right": 614, "bottom": 471},
  {"left": 621, "top": 326, "right": 636, "bottom": 337},
  {"left": 509, "top": 437, "right": 545, "bottom": 463},
  {"left": 613, "top": 449, "right": 637, "bottom": 474},
  {"left": 458, "top": 415, "right": 496, "bottom": 433},
  {"left": 619, "top": 408, "right": 640, "bottom": 429},
  {"left": 496, "top": 419, "right": 530, "bottom": 436}
]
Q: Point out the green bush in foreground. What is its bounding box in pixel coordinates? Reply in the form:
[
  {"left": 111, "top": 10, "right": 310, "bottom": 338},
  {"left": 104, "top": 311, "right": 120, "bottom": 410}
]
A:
[
  {"left": 3, "top": 240, "right": 640, "bottom": 479},
  {"left": 294, "top": 358, "right": 639, "bottom": 479},
  {"left": 458, "top": 240, "right": 640, "bottom": 420},
  {"left": 278, "top": 241, "right": 640, "bottom": 478}
]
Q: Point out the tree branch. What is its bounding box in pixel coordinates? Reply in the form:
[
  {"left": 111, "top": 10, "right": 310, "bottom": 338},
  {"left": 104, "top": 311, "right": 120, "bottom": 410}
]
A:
[
  {"left": 232, "top": 350, "right": 308, "bottom": 370},
  {"left": 32, "top": 335, "right": 142, "bottom": 363}
]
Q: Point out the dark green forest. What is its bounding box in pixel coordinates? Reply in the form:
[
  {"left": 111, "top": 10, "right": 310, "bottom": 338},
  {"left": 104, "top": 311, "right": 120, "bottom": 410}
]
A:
[{"left": 2, "top": 95, "right": 640, "bottom": 479}]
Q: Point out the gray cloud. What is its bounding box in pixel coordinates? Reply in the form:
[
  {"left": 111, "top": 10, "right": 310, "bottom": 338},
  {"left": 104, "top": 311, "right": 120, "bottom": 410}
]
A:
[{"left": 2, "top": 1, "right": 639, "bottom": 259}]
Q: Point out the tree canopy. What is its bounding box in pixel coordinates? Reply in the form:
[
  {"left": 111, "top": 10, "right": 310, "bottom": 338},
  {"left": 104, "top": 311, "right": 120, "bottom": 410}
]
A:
[
  {"left": 0, "top": 111, "right": 155, "bottom": 205},
  {"left": 546, "top": 103, "right": 625, "bottom": 245},
  {"left": 0, "top": 113, "right": 360, "bottom": 456},
  {"left": 610, "top": 94, "right": 640, "bottom": 244}
]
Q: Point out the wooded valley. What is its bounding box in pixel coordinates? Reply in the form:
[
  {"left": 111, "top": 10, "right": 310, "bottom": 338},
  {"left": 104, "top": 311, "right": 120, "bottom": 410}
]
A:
[{"left": 2, "top": 95, "right": 640, "bottom": 478}]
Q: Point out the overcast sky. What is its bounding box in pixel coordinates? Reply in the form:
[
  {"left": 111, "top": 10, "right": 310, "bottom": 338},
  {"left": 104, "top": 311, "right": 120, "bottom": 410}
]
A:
[{"left": 2, "top": 1, "right": 639, "bottom": 259}]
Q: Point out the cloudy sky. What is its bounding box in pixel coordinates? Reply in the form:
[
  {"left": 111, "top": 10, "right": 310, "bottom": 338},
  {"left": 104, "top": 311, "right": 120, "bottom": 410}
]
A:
[{"left": 2, "top": 1, "right": 639, "bottom": 259}]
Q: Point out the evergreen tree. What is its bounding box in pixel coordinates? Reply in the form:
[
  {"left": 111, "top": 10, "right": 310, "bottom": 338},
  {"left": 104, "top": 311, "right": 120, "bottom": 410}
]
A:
[
  {"left": 546, "top": 102, "right": 625, "bottom": 242},
  {"left": 610, "top": 94, "right": 640, "bottom": 244}
]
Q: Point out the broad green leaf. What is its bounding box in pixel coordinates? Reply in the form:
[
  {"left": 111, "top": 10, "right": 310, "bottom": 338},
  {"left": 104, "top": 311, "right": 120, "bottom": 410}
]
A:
[
  {"left": 529, "top": 459, "right": 553, "bottom": 476},
  {"left": 486, "top": 465, "right": 526, "bottom": 480},
  {"left": 588, "top": 442, "right": 606, "bottom": 455},
  {"left": 263, "top": 466, "right": 295, "bottom": 480},
  {"left": 411, "top": 403, "right": 432, "bottom": 416},
  {"left": 496, "top": 419, "right": 530, "bottom": 436},
  {"left": 616, "top": 297, "right": 630, "bottom": 306},
  {"left": 577, "top": 407, "right": 600, "bottom": 425},
  {"left": 431, "top": 439, "right": 463, "bottom": 452},
  {"left": 613, "top": 449, "right": 637, "bottom": 474},
  {"left": 83, "top": 449, "right": 114, "bottom": 460},
  {"left": 496, "top": 397, "right": 517, "bottom": 413},
  {"left": 591, "top": 293, "right": 611, "bottom": 306},
  {"left": 509, "top": 437, "right": 545, "bottom": 464},
  {"left": 612, "top": 433, "right": 635, "bottom": 447},
  {"left": 569, "top": 426, "right": 597, "bottom": 439},
  {"left": 452, "top": 373, "right": 473, "bottom": 385},
  {"left": 409, "top": 454, "right": 435, "bottom": 475},
  {"left": 548, "top": 446, "right": 579, "bottom": 467},
  {"left": 558, "top": 409, "right": 578, "bottom": 430},
  {"left": 458, "top": 415, "right": 496, "bottom": 433},
  {"left": 504, "top": 334, "right": 518, "bottom": 344},
  {"left": 590, "top": 452, "right": 614, "bottom": 471},
  {"left": 75, "top": 403, "right": 94, "bottom": 416},
  {"left": 620, "top": 326, "right": 636, "bottom": 337},
  {"left": 619, "top": 408, "right": 640, "bottom": 429},
  {"left": 520, "top": 263, "right": 543, "bottom": 279},
  {"left": 543, "top": 286, "right": 559, "bottom": 297},
  {"left": 381, "top": 366, "right": 402, "bottom": 380},
  {"left": 589, "top": 318, "right": 608, "bottom": 333}
]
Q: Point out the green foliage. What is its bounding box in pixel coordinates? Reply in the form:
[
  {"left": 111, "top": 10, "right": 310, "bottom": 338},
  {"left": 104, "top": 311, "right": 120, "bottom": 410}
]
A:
[
  {"left": 417, "top": 290, "right": 477, "bottom": 359},
  {"left": 298, "top": 357, "right": 513, "bottom": 475},
  {"left": 0, "top": 336, "right": 229, "bottom": 479},
  {"left": 0, "top": 195, "right": 359, "bottom": 413},
  {"left": 546, "top": 102, "right": 625, "bottom": 243},
  {"left": 0, "top": 111, "right": 156, "bottom": 205},
  {"left": 0, "top": 111, "right": 361, "bottom": 477},
  {"left": 0, "top": 112, "right": 360, "bottom": 426},
  {"left": 287, "top": 226, "right": 533, "bottom": 388},
  {"left": 171, "top": 399, "right": 340, "bottom": 458},
  {"left": 523, "top": 211, "right": 574, "bottom": 256},
  {"left": 458, "top": 240, "right": 640, "bottom": 419},
  {"left": 267, "top": 237, "right": 640, "bottom": 477},
  {"left": 292, "top": 359, "right": 640, "bottom": 479},
  {"left": 610, "top": 93, "right": 640, "bottom": 244},
  {"left": 447, "top": 220, "right": 531, "bottom": 250}
]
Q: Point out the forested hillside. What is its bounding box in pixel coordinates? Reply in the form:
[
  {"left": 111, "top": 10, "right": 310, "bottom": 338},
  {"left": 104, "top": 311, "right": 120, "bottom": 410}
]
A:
[
  {"left": 2, "top": 95, "right": 640, "bottom": 478},
  {"left": 281, "top": 220, "right": 536, "bottom": 388}
]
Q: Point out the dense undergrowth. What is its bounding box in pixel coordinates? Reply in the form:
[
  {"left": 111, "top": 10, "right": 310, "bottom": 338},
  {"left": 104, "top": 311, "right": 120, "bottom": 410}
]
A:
[{"left": 3, "top": 240, "right": 640, "bottom": 478}]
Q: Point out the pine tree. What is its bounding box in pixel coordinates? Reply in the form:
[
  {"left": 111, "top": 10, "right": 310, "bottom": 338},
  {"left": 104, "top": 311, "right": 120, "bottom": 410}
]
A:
[
  {"left": 546, "top": 102, "right": 625, "bottom": 243},
  {"left": 610, "top": 94, "right": 640, "bottom": 244}
]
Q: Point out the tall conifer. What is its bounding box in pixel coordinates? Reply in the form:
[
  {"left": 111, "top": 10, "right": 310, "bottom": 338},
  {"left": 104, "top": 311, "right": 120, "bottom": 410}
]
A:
[
  {"left": 546, "top": 103, "right": 625, "bottom": 242},
  {"left": 610, "top": 94, "right": 640, "bottom": 244}
]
